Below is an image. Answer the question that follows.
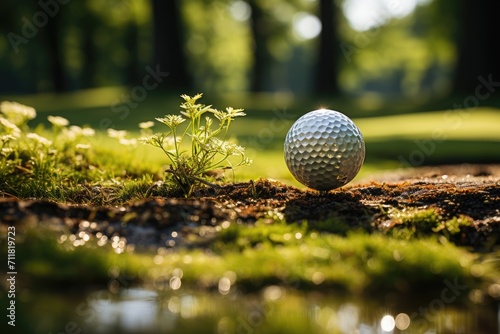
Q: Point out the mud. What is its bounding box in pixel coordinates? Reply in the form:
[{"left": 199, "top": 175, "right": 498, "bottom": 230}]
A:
[{"left": 1, "top": 164, "right": 499, "bottom": 250}]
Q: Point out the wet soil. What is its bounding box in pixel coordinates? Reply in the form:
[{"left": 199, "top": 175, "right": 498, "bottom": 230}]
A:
[{"left": 1, "top": 164, "right": 499, "bottom": 251}]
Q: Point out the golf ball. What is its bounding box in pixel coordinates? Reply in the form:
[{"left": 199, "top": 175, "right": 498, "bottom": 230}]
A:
[{"left": 284, "top": 109, "right": 365, "bottom": 191}]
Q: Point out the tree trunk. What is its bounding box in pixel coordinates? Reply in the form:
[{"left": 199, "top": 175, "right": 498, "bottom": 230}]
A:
[
  {"left": 39, "top": 2, "right": 66, "bottom": 92},
  {"left": 248, "top": 0, "right": 273, "bottom": 92},
  {"left": 453, "top": 0, "right": 500, "bottom": 94},
  {"left": 81, "top": 15, "right": 97, "bottom": 89},
  {"left": 314, "top": 0, "right": 339, "bottom": 95},
  {"left": 125, "top": 22, "right": 141, "bottom": 86},
  {"left": 152, "top": 0, "right": 191, "bottom": 90}
]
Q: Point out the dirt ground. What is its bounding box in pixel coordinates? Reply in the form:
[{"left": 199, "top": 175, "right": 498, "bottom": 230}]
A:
[{"left": 1, "top": 164, "right": 499, "bottom": 250}]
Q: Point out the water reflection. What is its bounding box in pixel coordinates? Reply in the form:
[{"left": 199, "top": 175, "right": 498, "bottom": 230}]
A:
[
  {"left": 380, "top": 314, "right": 395, "bottom": 332},
  {"left": 90, "top": 289, "right": 158, "bottom": 332},
  {"left": 394, "top": 313, "right": 410, "bottom": 330},
  {"left": 73, "top": 287, "right": 499, "bottom": 334}
]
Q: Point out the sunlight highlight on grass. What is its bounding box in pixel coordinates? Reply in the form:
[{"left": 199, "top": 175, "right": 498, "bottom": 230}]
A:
[
  {"left": 1, "top": 87, "right": 128, "bottom": 112},
  {"left": 356, "top": 109, "right": 500, "bottom": 140}
]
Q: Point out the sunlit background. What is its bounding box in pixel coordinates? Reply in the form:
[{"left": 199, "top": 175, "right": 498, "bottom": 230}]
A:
[{"left": 0, "top": 0, "right": 487, "bottom": 99}]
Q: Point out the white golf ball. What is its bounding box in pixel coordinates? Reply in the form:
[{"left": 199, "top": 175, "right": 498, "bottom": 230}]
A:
[{"left": 284, "top": 109, "right": 365, "bottom": 191}]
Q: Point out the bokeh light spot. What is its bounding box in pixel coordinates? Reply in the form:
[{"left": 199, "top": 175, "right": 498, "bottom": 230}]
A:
[
  {"left": 381, "top": 314, "right": 395, "bottom": 332},
  {"left": 293, "top": 12, "right": 322, "bottom": 40}
]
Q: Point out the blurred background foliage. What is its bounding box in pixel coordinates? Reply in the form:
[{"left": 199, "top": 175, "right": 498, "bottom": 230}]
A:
[{"left": 1, "top": 0, "right": 499, "bottom": 99}]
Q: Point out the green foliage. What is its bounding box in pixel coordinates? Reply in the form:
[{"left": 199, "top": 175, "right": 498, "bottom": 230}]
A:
[
  {"left": 307, "top": 218, "right": 351, "bottom": 235},
  {"left": 0, "top": 96, "right": 252, "bottom": 202},
  {"left": 338, "top": 0, "right": 456, "bottom": 97},
  {"left": 164, "top": 231, "right": 492, "bottom": 293},
  {"left": 388, "top": 208, "right": 441, "bottom": 239},
  {"left": 434, "top": 215, "right": 474, "bottom": 235},
  {"left": 0, "top": 102, "right": 92, "bottom": 198},
  {"left": 142, "top": 94, "right": 251, "bottom": 196},
  {"left": 182, "top": 0, "right": 253, "bottom": 92},
  {"left": 401, "top": 208, "right": 441, "bottom": 232},
  {"left": 0, "top": 101, "right": 158, "bottom": 202},
  {"left": 216, "top": 219, "right": 306, "bottom": 251},
  {"left": 7, "top": 222, "right": 495, "bottom": 297},
  {"left": 387, "top": 208, "right": 475, "bottom": 240},
  {"left": 1, "top": 0, "right": 456, "bottom": 96}
]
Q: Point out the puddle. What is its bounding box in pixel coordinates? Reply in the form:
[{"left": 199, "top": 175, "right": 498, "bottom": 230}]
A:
[{"left": 9, "top": 287, "right": 498, "bottom": 334}]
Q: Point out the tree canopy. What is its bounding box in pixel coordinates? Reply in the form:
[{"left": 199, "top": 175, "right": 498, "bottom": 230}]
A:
[{"left": 0, "top": 0, "right": 497, "bottom": 98}]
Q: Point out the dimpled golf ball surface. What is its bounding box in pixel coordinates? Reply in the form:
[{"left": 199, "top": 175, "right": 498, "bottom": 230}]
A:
[{"left": 284, "top": 109, "right": 365, "bottom": 191}]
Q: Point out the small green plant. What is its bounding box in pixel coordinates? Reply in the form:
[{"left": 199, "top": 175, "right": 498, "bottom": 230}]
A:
[
  {"left": 142, "top": 94, "right": 251, "bottom": 196},
  {"left": 433, "top": 215, "right": 474, "bottom": 235},
  {"left": 386, "top": 208, "right": 442, "bottom": 239},
  {"left": 386, "top": 208, "right": 475, "bottom": 240}
]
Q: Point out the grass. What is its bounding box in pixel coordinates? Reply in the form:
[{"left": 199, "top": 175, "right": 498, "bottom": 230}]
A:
[
  {"left": 1, "top": 89, "right": 499, "bottom": 333},
  {"left": 5, "top": 88, "right": 498, "bottom": 197},
  {"left": 2, "top": 216, "right": 499, "bottom": 333},
  {"left": 2, "top": 88, "right": 499, "bottom": 195},
  {"left": 3, "top": 222, "right": 496, "bottom": 296},
  {"left": 0, "top": 89, "right": 497, "bottom": 202}
]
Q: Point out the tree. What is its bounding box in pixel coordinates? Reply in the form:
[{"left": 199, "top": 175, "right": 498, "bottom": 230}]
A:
[
  {"left": 314, "top": 0, "right": 339, "bottom": 94},
  {"left": 152, "top": 0, "right": 191, "bottom": 90},
  {"left": 247, "top": 0, "right": 274, "bottom": 92},
  {"left": 125, "top": 22, "right": 141, "bottom": 86},
  {"left": 453, "top": 0, "right": 500, "bottom": 94},
  {"left": 80, "top": 10, "right": 98, "bottom": 89},
  {"left": 37, "top": 1, "right": 67, "bottom": 92}
]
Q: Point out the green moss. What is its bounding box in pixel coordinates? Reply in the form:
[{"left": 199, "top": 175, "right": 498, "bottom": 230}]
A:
[
  {"left": 130, "top": 231, "right": 493, "bottom": 296},
  {"left": 215, "top": 220, "right": 307, "bottom": 251},
  {"left": 5, "top": 222, "right": 497, "bottom": 298},
  {"left": 393, "top": 208, "right": 442, "bottom": 233},
  {"left": 434, "top": 215, "right": 474, "bottom": 235},
  {"left": 307, "top": 218, "right": 351, "bottom": 235},
  {"left": 386, "top": 208, "right": 476, "bottom": 241}
]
